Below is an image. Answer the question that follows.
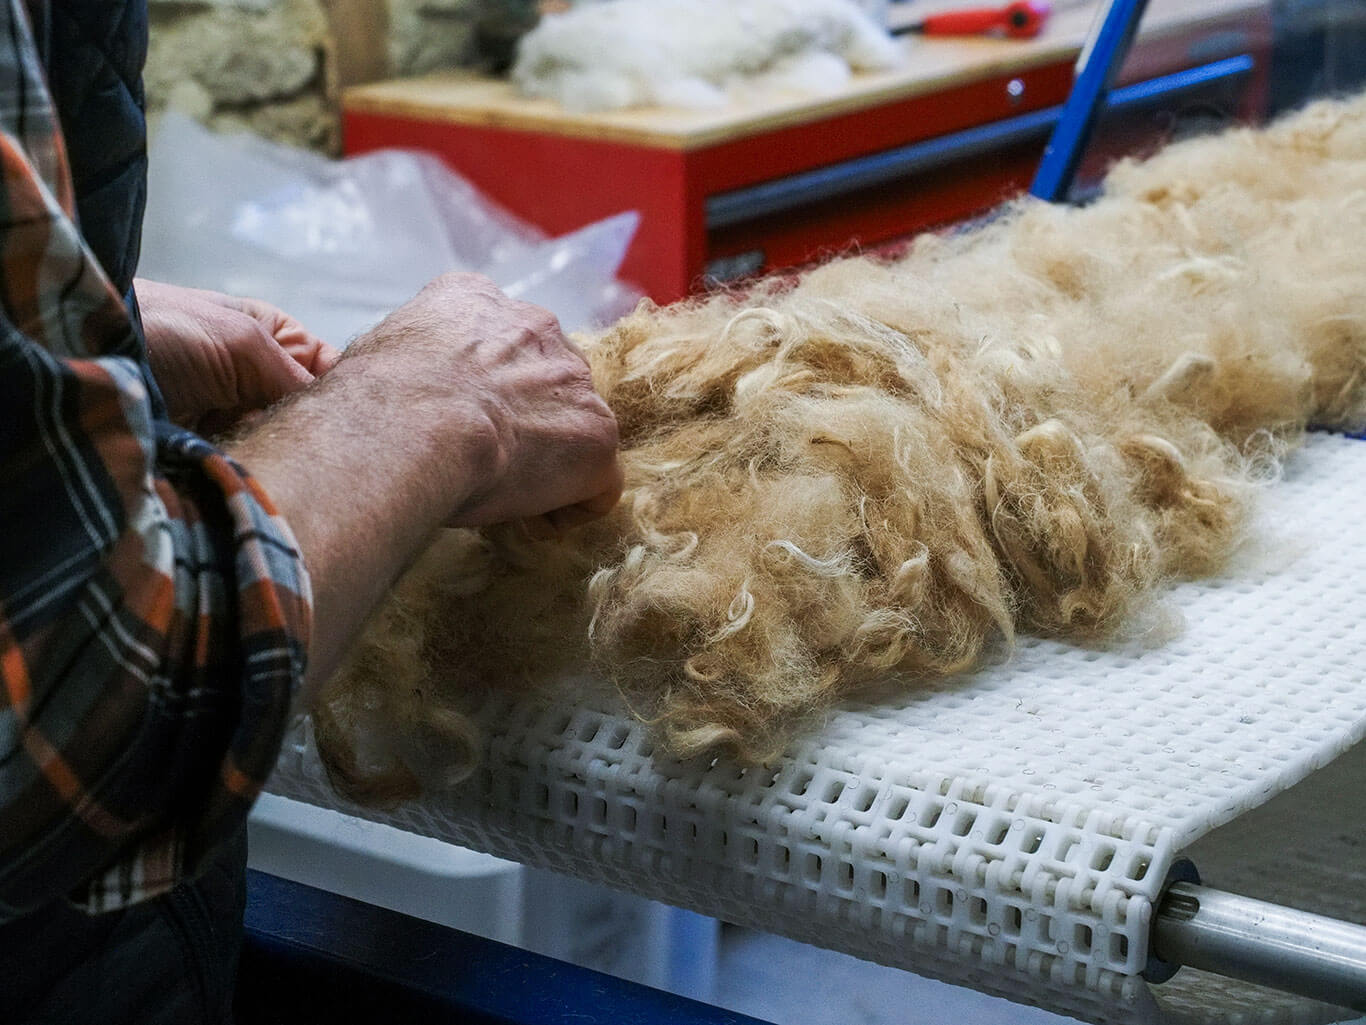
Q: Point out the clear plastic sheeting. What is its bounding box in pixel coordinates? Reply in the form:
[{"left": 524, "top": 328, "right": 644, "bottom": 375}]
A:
[
  {"left": 140, "top": 113, "right": 641, "bottom": 346},
  {"left": 268, "top": 431, "right": 1366, "bottom": 1025}
]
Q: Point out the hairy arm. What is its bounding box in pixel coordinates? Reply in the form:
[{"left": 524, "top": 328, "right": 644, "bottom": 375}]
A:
[{"left": 229, "top": 272, "right": 624, "bottom": 694}]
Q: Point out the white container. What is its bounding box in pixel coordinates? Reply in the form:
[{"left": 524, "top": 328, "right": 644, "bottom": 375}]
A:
[{"left": 246, "top": 793, "right": 524, "bottom": 944}]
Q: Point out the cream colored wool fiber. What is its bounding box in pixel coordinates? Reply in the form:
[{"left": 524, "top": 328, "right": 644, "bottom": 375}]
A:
[
  {"left": 510, "top": 0, "right": 904, "bottom": 112},
  {"left": 313, "top": 94, "right": 1366, "bottom": 804}
]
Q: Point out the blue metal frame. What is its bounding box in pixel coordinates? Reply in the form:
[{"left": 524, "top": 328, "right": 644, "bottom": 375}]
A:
[
  {"left": 238, "top": 870, "right": 775, "bottom": 1025},
  {"left": 1030, "top": 0, "right": 1151, "bottom": 201},
  {"left": 708, "top": 0, "right": 1162, "bottom": 225},
  {"left": 705, "top": 53, "right": 1251, "bottom": 229}
]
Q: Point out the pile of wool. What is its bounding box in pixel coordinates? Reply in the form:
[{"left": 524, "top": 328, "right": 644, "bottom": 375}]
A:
[
  {"left": 313, "top": 94, "right": 1366, "bottom": 803},
  {"left": 510, "top": 0, "right": 903, "bottom": 113}
]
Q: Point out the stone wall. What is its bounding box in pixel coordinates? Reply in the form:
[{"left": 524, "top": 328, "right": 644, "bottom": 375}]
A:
[
  {"left": 146, "top": 0, "right": 337, "bottom": 149},
  {"left": 144, "top": 0, "right": 533, "bottom": 152}
]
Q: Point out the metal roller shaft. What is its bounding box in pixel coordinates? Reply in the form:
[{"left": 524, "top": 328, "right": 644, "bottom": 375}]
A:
[{"left": 1152, "top": 882, "right": 1366, "bottom": 1011}]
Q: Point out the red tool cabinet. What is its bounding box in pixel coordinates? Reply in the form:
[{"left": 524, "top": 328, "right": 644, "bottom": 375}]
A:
[{"left": 342, "top": 0, "right": 1270, "bottom": 304}]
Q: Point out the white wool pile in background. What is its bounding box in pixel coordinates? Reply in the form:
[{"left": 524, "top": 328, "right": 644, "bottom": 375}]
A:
[{"left": 511, "top": 0, "right": 905, "bottom": 112}]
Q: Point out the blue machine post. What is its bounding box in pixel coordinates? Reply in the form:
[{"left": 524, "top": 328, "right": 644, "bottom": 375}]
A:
[{"left": 1030, "top": 0, "right": 1151, "bottom": 201}]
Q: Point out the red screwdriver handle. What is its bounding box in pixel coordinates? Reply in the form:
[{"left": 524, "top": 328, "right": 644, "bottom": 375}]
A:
[
  {"left": 999, "top": 1, "right": 1051, "bottom": 38},
  {"left": 918, "top": 2, "right": 1052, "bottom": 39}
]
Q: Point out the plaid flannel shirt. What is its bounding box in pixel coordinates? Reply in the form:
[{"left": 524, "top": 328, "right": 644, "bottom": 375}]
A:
[{"left": 0, "top": 0, "right": 312, "bottom": 919}]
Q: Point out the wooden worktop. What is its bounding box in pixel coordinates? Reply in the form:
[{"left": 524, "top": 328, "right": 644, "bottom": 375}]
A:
[{"left": 343, "top": 0, "right": 1266, "bottom": 150}]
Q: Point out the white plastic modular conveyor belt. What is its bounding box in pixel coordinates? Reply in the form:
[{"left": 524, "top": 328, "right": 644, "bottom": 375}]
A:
[{"left": 267, "top": 431, "right": 1366, "bottom": 1025}]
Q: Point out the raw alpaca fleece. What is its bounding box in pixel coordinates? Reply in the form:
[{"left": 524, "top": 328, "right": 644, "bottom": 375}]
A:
[
  {"left": 315, "top": 94, "right": 1366, "bottom": 803},
  {"left": 511, "top": 0, "right": 903, "bottom": 113}
]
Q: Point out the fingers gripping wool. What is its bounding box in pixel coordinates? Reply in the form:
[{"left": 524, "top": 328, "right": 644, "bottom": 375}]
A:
[{"left": 314, "top": 95, "right": 1366, "bottom": 802}]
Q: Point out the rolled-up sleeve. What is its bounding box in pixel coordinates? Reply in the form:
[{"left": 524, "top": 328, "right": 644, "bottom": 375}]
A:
[
  {"left": 0, "top": 0, "right": 311, "bottom": 919},
  {"left": 0, "top": 337, "right": 311, "bottom": 919}
]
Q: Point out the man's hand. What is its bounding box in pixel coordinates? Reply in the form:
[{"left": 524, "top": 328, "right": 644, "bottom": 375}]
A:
[
  {"left": 348, "top": 272, "right": 624, "bottom": 537},
  {"left": 228, "top": 272, "right": 624, "bottom": 691},
  {"left": 137, "top": 279, "right": 340, "bottom": 434}
]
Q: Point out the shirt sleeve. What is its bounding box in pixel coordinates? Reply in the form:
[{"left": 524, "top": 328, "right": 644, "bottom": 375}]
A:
[{"left": 0, "top": 2, "right": 311, "bottom": 919}]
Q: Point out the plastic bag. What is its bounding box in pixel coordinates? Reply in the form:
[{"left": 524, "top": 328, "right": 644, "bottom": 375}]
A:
[{"left": 140, "top": 113, "right": 640, "bottom": 347}]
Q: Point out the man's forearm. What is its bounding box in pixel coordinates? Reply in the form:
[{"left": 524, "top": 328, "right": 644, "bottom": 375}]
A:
[
  {"left": 227, "top": 271, "right": 622, "bottom": 698},
  {"left": 225, "top": 345, "right": 495, "bottom": 696}
]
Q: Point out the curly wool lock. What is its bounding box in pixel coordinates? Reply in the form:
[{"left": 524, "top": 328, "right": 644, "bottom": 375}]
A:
[{"left": 314, "top": 94, "right": 1366, "bottom": 803}]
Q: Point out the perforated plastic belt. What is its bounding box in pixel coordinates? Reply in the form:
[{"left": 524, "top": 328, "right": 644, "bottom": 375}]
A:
[{"left": 266, "top": 432, "right": 1366, "bottom": 1024}]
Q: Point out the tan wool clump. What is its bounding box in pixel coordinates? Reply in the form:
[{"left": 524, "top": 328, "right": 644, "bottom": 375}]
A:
[{"left": 312, "top": 94, "right": 1366, "bottom": 804}]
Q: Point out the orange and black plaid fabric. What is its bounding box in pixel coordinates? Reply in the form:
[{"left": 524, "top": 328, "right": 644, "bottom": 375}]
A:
[{"left": 0, "top": 0, "right": 311, "bottom": 919}]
